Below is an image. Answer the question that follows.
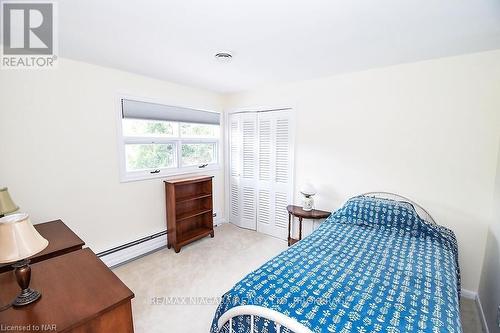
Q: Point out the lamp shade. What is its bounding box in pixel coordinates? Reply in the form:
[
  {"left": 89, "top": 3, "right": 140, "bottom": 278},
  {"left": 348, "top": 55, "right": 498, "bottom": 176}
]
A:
[
  {"left": 300, "top": 183, "right": 316, "bottom": 196},
  {"left": 0, "top": 187, "right": 19, "bottom": 215},
  {"left": 0, "top": 213, "right": 48, "bottom": 264}
]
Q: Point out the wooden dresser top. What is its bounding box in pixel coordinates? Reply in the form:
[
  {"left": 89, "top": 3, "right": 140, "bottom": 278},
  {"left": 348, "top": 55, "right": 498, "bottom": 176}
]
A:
[{"left": 0, "top": 220, "right": 85, "bottom": 273}]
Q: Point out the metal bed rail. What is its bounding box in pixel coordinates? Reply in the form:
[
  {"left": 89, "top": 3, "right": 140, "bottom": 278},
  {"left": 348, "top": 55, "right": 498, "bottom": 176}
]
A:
[{"left": 218, "top": 305, "right": 312, "bottom": 333}]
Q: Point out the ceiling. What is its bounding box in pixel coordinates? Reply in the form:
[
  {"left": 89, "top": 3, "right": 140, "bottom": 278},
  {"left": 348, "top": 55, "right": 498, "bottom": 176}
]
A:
[{"left": 60, "top": 0, "right": 500, "bottom": 93}]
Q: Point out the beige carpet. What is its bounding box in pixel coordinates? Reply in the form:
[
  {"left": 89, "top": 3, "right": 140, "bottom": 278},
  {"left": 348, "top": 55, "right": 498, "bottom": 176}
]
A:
[
  {"left": 113, "top": 223, "right": 484, "bottom": 333},
  {"left": 113, "top": 223, "right": 287, "bottom": 332}
]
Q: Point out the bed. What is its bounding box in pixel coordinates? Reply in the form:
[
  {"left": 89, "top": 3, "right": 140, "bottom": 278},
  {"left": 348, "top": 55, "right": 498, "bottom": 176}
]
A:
[{"left": 211, "top": 193, "right": 461, "bottom": 333}]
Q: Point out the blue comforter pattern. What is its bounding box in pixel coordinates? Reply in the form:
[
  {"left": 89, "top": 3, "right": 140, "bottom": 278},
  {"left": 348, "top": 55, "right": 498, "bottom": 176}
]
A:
[{"left": 211, "top": 196, "right": 461, "bottom": 333}]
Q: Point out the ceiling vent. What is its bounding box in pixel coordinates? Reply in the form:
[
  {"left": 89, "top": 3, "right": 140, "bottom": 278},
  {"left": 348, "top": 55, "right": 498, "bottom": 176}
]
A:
[{"left": 214, "top": 52, "right": 232, "bottom": 62}]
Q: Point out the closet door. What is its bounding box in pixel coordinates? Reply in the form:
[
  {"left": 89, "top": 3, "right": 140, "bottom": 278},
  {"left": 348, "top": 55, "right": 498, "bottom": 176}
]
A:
[
  {"left": 256, "top": 113, "right": 273, "bottom": 235},
  {"left": 239, "top": 113, "right": 258, "bottom": 229},
  {"left": 257, "top": 110, "right": 293, "bottom": 240},
  {"left": 229, "top": 114, "right": 242, "bottom": 226},
  {"left": 229, "top": 113, "right": 258, "bottom": 230}
]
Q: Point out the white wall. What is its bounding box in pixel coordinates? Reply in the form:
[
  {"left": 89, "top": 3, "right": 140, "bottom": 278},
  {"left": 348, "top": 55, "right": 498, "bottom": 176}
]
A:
[
  {"left": 224, "top": 50, "right": 500, "bottom": 292},
  {"left": 478, "top": 139, "right": 500, "bottom": 333},
  {"left": 0, "top": 58, "right": 225, "bottom": 253}
]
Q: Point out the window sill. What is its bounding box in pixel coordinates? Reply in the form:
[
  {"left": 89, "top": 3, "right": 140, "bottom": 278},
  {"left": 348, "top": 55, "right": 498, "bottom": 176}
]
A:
[{"left": 120, "top": 164, "right": 221, "bottom": 183}]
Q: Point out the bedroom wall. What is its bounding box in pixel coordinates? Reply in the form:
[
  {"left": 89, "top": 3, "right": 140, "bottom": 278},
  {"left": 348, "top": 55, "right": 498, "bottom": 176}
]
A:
[
  {"left": 224, "top": 49, "right": 500, "bottom": 292},
  {"left": 0, "top": 58, "right": 225, "bottom": 253},
  {"left": 478, "top": 140, "right": 500, "bottom": 333}
]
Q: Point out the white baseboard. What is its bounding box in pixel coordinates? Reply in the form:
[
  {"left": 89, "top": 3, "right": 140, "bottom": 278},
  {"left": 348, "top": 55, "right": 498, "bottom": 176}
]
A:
[
  {"left": 100, "top": 218, "right": 225, "bottom": 268},
  {"left": 461, "top": 289, "right": 477, "bottom": 300},
  {"left": 476, "top": 293, "right": 490, "bottom": 333},
  {"left": 214, "top": 217, "right": 226, "bottom": 226},
  {"left": 461, "top": 289, "right": 490, "bottom": 333},
  {"left": 100, "top": 234, "right": 167, "bottom": 268}
]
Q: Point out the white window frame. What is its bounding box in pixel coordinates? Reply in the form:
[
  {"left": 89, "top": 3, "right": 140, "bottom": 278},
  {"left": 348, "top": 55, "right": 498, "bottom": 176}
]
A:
[{"left": 116, "top": 96, "right": 221, "bottom": 182}]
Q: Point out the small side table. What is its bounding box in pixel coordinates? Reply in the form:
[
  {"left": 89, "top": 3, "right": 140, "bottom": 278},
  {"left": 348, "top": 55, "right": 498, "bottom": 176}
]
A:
[{"left": 287, "top": 205, "right": 330, "bottom": 246}]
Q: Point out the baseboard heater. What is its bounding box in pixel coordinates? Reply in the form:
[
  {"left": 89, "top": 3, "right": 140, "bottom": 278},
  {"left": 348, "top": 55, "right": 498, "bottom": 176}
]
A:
[{"left": 97, "top": 230, "right": 168, "bottom": 268}]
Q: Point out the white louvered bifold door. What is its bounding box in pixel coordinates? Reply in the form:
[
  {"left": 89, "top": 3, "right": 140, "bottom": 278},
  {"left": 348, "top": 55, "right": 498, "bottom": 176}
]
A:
[
  {"left": 229, "top": 110, "right": 292, "bottom": 236},
  {"left": 239, "top": 113, "right": 258, "bottom": 229},
  {"left": 229, "top": 113, "right": 258, "bottom": 230},
  {"left": 229, "top": 114, "right": 242, "bottom": 226},
  {"left": 256, "top": 114, "right": 273, "bottom": 234},
  {"left": 257, "top": 110, "right": 293, "bottom": 240}
]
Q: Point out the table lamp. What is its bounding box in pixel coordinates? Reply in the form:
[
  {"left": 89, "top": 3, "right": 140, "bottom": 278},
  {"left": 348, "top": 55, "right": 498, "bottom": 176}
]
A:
[
  {"left": 300, "top": 183, "right": 316, "bottom": 211},
  {"left": 0, "top": 187, "right": 19, "bottom": 218},
  {"left": 0, "top": 213, "right": 49, "bottom": 307}
]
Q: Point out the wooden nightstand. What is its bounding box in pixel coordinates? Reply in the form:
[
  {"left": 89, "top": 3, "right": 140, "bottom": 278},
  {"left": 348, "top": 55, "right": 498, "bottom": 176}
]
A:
[{"left": 287, "top": 205, "right": 331, "bottom": 246}]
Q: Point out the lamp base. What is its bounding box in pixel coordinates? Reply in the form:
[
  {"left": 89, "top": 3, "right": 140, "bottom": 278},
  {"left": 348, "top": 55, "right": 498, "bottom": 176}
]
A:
[
  {"left": 12, "top": 288, "right": 41, "bottom": 307},
  {"left": 302, "top": 195, "right": 314, "bottom": 211},
  {"left": 11, "top": 259, "right": 42, "bottom": 307}
]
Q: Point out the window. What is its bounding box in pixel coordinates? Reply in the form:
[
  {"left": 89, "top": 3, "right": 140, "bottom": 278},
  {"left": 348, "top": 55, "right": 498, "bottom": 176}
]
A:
[
  {"left": 118, "top": 98, "right": 220, "bottom": 181},
  {"left": 123, "top": 119, "right": 177, "bottom": 137},
  {"left": 125, "top": 143, "right": 176, "bottom": 171},
  {"left": 181, "top": 142, "right": 217, "bottom": 167}
]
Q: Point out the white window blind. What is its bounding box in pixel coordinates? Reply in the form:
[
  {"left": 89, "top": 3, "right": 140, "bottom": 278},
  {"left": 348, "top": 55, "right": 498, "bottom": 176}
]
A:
[{"left": 121, "top": 99, "right": 220, "bottom": 125}]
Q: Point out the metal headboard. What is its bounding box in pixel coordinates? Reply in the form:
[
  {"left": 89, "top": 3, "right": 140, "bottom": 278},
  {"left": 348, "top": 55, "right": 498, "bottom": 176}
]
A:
[{"left": 358, "top": 191, "right": 437, "bottom": 225}]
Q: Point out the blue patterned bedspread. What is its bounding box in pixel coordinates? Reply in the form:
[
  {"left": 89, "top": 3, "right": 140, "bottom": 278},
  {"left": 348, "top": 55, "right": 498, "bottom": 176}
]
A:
[{"left": 211, "top": 196, "right": 461, "bottom": 333}]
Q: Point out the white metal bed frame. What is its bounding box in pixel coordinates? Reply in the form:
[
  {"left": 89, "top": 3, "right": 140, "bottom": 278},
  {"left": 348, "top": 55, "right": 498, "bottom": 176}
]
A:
[
  {"left": 360, "top": 191, "right": 436, "bottom": 225},
  {"left": 217, "top": 192, "right": 437, "bottom": 333}
]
